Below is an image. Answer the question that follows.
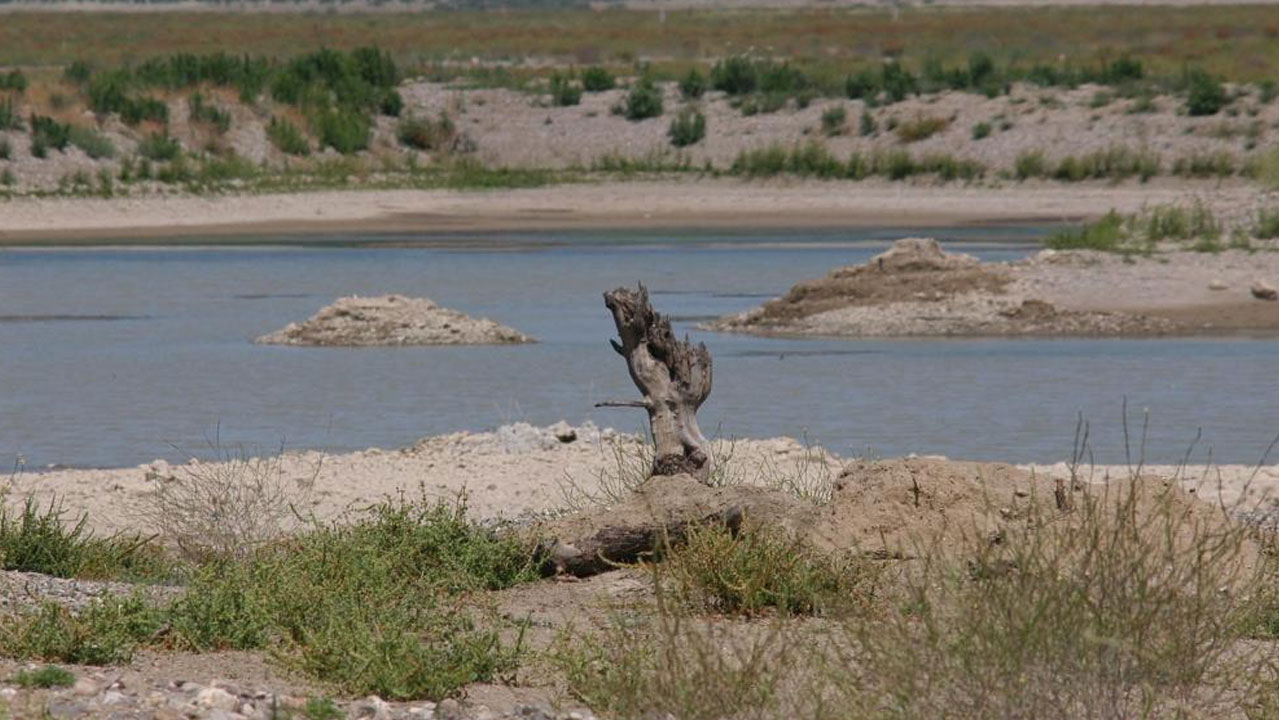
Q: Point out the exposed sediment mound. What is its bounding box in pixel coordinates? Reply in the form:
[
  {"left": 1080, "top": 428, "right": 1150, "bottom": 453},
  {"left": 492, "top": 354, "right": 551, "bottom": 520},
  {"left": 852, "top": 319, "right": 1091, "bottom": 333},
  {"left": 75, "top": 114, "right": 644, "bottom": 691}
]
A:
[
  {"left": 539, "top": 457, "right": 1257, "bottom": 577},
  {"left": 708, "top": 238, "right": 1180, "bottom": 337},
  {"left": 255, "top": 294, "right": 535, "bottom": 346}
]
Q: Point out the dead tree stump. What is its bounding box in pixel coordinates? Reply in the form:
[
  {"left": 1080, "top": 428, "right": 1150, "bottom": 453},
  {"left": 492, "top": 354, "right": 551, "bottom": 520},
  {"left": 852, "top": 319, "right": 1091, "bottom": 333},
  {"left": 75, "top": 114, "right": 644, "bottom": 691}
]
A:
[{"left": 602, "top": 284, "right": 715, "bottom": 484}]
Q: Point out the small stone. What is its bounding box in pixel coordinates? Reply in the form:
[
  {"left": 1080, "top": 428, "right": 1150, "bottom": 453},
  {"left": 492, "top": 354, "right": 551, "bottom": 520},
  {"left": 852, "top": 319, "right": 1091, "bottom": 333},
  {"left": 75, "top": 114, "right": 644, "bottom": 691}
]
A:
[
  {"left": 1252, "top": 280, "right": 1279, "bottom": 300},
  {"left": 0, "top": 688, "right": 15, "bottom": 701},
  {"left": 101, "top": 690, "right": 129, "bottom": 706},
  {"left": 437, "top": 698, "right": 463, "bottom": 720},
  {"left": 1208, "top": 278, "right": 1228, "bottom": 290},
  {"left": 195, "top": 687, "right": 239, "bottom": 712},
  {"left": 356, "top": 695, "right": 392, "bottom": 719},
  {"left": 72, "top": 678, "right": 99, "bottom": 696},
  {"left": 43, "top": 699, "right": 89, "bottom": 719},
  {"left": 549, "top": 421, "right": 578, "bottom": 443},
  {"left": 240, "top": 702, "right": 256, "bottom": 716},
  {"left": 180, "top": 681, "right": 204, "bottom": 693}
]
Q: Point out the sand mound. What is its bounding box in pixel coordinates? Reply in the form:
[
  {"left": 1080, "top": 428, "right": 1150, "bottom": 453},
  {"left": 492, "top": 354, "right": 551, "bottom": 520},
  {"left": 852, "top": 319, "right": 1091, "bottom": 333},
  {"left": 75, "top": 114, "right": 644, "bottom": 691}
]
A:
[
  {"left": 544, "top": 457, "right": 1255, "bottom": 575},
  {"left": 255, "top": 294, "right": 534, "bottom": 346},
  {"left": 814, "top": 459, "right": 1256, "bottom": 576},
  {"left": 708, "top": 238, "right": 1179, "bottom": 338}
]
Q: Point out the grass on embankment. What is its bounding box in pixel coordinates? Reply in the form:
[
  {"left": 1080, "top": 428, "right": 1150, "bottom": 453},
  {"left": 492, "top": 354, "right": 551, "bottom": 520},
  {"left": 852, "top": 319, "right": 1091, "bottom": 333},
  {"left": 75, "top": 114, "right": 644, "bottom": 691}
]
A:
[
  {"left": 3, "top": 6, "right": 1279, "bottom": 84},
  {"left": 1044, "top": 203, "right": 1279, "bottom": 254}
]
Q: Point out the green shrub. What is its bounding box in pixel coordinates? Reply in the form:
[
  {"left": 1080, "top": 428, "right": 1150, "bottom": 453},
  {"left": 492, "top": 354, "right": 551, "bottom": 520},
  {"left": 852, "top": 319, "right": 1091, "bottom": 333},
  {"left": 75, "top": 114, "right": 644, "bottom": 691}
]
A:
[
  {"left": 710, "top": 55, "right": 758, "bottom": 96},
  {"left": 1014, "top": 149, "right": 1049, "bottom": 179},
  {"left": 1, "top": 168, "right": 14, "bottom": 186},
  {"left": 845, "top": 69, "right": 878, "bottom": 101},
  {"left": 378, "top": 89, "right": 404, "bottom": 118},
  {"left": 623, "top": 78, "right": 663, "bottom": 121},
  {"left": 0, "top": 137, "right": 10, "bottom": 160},
  {"left": 1255, "top": 208, "right": 1279, "bottom": 239},
  {"left": 0, "top": 497, "right": 167, "bottom": 582},
  {"left": 0, "top": 596, "right": 165, "bottom": 665},
  {"left": 581, "top": 66, "right": 614, "bottom": 92},
  {"left": 858, "top": 110, "right": 877, "bottom": 137},
  {"left": 166, "top": 498, "right": 536, "bottom": 699},
  {"left": 549, "top": 72, "right": 582, "bottom": 107},
  {"left": 0, "top": 96, "right": 20, "bottom": 131},
  {"left": 820, "top": 105, "right": 847, "bottom": 136},
  {"left": 896, "top": 115, "right": 949, "bottom": 143},
  {"left": 120, "top": 96, "right": 169, "bottom": 126},
  {"left": 679, "top": 68, "right": 707, "bottom": 100},
  {"left": 880, "top": 62, "right": 918, "bottom": 103},
  {"left": 267, "top": 116, "right": 310, "bottom": 156},
  {"left": 971, "top": 121, "right": 992, "bottom": 140},
  {"left": 667, "top": 108, "right": 706, "bottom": 148},
  {"left": 397, "top": 113, "right": 457, "bottom": 151},
  {"left": 0, "top": 70, "right": 27, "bottom": 93},
  {"left": 68, "top": 126, "right": 115, "bottom": 160},
  {"left": 29, "top": 115, "right": 70, "bottom": 159},
  {"left": 136, "top": 132, "right": 181, "bottom": 161},
  {"left": 1260, "top": 80, "right": 1278, "bottom": 105},
  {"left": 316, "top": 108, "right": 370, "bottom": 154},
  {"left": 189, "top": 93, "right": 232, "bottom": 133},
  {"left": 13, "top": 665, "right": 75, "bottom": 689},
  {"left": 1045, "top": 211, "right": 1126, "bottom": 251},
  {"left": 1186, "top": 70, "right": 1228, "bottom": 116},
  {"left": 63, "top": 60, "right": 92, "bottom": 86}
]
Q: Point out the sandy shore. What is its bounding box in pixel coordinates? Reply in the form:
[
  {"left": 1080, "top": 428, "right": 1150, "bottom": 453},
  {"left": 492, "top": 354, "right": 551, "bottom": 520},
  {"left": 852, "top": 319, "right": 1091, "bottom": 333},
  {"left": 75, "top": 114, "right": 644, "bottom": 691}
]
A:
[
  {"left": 710, "top": 237, "right": 1279, "bottom": 337},
  {"left": 0, "top": 179, "right": 1266, "bottom": 244},
  {"left": 6, "top": 422, "right": 1278, "bottom": 541}
]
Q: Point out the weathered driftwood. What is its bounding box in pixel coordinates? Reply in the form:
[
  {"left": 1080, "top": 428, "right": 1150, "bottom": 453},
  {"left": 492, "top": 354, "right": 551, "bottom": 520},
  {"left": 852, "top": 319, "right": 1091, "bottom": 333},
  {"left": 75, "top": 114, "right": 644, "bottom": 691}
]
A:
[
  {"left": 538, "top": 474, "right": 819, "bottom": 577},
  {"left": 602, "top": 284, "right": 715, "bottom": 483}
]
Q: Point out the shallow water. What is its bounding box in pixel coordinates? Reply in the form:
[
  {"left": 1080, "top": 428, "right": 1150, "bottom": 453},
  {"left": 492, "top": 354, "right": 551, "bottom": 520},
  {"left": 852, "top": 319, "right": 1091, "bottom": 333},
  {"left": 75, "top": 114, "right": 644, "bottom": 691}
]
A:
[{"left": 2, "top": 226, "right": 1277, "bottom": 469}]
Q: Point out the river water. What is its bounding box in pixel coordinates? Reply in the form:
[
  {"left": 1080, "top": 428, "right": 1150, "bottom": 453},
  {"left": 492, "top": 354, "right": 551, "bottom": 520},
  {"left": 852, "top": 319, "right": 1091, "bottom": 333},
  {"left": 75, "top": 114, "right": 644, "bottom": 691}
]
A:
[{"left": 3, "top": 226, "right": 1277, "bottom": 469}]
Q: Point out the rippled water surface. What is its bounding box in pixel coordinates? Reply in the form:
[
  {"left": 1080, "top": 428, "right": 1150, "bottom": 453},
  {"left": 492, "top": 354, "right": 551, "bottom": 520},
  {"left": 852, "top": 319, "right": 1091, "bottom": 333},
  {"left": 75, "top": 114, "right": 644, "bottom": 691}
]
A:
[{"left": 3, "top": 226, "right": 1277, "bottom": 468}]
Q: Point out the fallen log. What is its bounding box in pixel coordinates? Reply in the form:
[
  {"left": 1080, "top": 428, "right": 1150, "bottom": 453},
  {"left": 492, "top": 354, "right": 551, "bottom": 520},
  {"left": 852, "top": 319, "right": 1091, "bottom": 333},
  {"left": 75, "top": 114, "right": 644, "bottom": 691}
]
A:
[{"left": 538, "top": 474, "right": 819, "bottom": 577}]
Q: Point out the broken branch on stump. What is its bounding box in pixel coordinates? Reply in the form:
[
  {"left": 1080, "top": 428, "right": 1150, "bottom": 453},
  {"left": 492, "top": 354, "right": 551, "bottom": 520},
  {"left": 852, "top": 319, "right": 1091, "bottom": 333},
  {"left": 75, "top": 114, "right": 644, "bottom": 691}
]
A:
[{"left": 603, "top": 284, "right": 715, "bottom": 483}]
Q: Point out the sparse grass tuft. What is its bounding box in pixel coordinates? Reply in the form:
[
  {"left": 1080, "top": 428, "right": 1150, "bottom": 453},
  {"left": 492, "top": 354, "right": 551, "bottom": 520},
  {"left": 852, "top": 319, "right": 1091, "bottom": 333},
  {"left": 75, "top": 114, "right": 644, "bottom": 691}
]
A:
[
  {"left": 848, "top": 477, "right": 1268, "bottom": 719},
  {"left": 136, "top": 132, "right": 181, "bottom": 162},
  {"left": 820, "top": 105, "right": 847, "bottom": 136},
  {"left": 1255, "top": 208, "right": 1279, "bottom": 239},
  {"left": 13, "top": 665, "right": 75, "bottom": 689},
  {"left": 0, "top": 496, "right": 170, "bottom": 582},
  {"left": 67, "top": 126, "right": 114, "bottom": 160},
  {"left": 895, "top": 115, "right": 949, "bottom": 143},
  {"left": 663, "top": 525, "right": 880, "bottom": 617},
  {"left": 397, "top": 113, "right": 458, "bottom": 152},
  {"left": 1045, "top": 211, "right": 1127, "bottom": 251},
  {"left": 267, "top": 116, "right": 310, "bottom": 156}
]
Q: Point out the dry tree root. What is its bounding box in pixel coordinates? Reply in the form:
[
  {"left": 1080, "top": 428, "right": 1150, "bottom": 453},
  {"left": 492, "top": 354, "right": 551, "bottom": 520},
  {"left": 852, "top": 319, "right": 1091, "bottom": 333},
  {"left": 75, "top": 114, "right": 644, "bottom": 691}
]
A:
[{"left": 600, "top": 284, "right": 714, "bottom": 483}]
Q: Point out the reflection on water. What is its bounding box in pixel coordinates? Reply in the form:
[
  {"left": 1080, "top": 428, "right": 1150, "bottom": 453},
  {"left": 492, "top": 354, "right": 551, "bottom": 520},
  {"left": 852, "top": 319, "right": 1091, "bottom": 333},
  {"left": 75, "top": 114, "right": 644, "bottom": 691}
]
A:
[{"left": 2, "top": 227, "right": 1277, "bottom": 469}]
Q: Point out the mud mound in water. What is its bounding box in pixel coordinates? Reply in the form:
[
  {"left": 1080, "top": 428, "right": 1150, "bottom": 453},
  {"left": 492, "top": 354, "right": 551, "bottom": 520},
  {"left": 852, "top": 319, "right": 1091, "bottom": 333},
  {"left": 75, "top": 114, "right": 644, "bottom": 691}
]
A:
[{"left": 255, "top": 294, "right": 535, "bottom": 346}]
